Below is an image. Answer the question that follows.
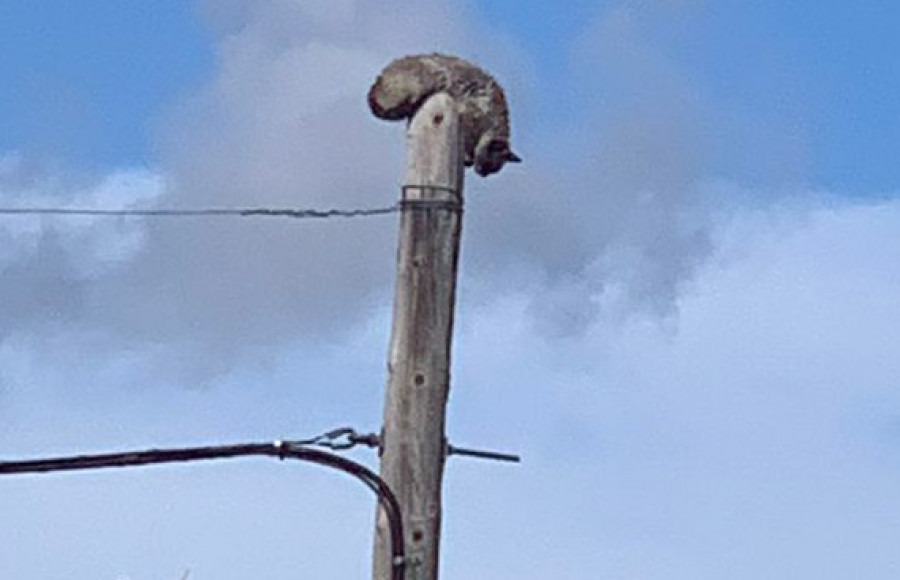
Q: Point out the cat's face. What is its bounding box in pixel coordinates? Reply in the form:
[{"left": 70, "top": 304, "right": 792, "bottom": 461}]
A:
[{"left": 474, "top": 138, "right": 521, "bottom": 177}]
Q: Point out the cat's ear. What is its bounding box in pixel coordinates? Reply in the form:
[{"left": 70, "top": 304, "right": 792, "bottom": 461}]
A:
[{"left": 506, "top": 150, "right": 522, "bottom": 163}]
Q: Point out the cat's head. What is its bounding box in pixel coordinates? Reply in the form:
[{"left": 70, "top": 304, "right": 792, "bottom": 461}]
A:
[{"left": 474, "top": 137, "right": 521, "bottom": 177}]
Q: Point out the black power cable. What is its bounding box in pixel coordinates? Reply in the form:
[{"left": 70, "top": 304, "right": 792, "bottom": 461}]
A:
[{"left": 0, "top": 440, "right": 406, "bottom": 580}]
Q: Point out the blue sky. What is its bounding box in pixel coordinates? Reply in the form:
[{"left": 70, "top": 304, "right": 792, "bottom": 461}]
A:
[
  {"left": 2, "top": 1, "right": 900, "bottom": 579},
  {"left": 0, "top": 1, "right": 210, "bottom": 168},
  {"left": 3, "top": 1, "right": 900, "bottom": 191}
]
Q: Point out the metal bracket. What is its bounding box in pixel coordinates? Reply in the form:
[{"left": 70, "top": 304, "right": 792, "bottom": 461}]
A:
[
  {"left": 446, "top": 443, "right": 521, "bottom": 463},
  {"left": 304, "top": 427, "right": 520, "bottom": 463}
]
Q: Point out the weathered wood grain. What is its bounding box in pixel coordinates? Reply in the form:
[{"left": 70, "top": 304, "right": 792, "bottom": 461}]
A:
[{"left": 373, "top": 92, "right": 465, "bottom": 580}]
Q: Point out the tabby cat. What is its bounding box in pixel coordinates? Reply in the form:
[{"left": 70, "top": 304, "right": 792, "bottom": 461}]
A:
[{"left": 368, "top": 53, "right": 521, "bottom": 177}]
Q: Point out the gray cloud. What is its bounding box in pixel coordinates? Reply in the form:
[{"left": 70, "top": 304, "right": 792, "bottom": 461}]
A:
[
  {"left": 0, "top": 0, "right": 806, "bottom": 371},
  {"left": 102, "top": 0, "right": 489, "bottom": 364},
  {"left": 462, "top": 1, "right": 809, "bottom": 336},
  {"left": 2, "top": 1, "right": 472, "bottom": 372},
  {"left": 4, "top": 4, "right": 900, "bottom": 577},
  {"left": 464, "top": 4, "right": 720, "bottom": 335},
  {"left": 0, "top": 160, "right": 158, "bottom": 340},
  {"left": 5, "top": 196, "right": 900, "bottom": 579}
]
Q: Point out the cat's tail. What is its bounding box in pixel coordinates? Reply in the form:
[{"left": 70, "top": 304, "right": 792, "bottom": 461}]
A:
[
  {"left": 368, "top": 79, "right": 412, "bottom": 120},
  {"left": 367, "top": 72, "right": 432, "bottom": 121}
]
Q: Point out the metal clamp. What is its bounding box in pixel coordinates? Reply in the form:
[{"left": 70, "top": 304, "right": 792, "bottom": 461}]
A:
[
  {"left": 301, "top": 426, "right": 520, "bottom": 463},
  {"left": 399, "top": 184, "right": 463, "bottom": 214},
  {"left": 303, "top": 427, "right": 380, "bottom": 451}
]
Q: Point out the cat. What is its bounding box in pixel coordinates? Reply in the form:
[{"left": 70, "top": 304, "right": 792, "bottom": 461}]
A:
[{"left": 367, "top": 53, "right": 521, "bottom": 177}]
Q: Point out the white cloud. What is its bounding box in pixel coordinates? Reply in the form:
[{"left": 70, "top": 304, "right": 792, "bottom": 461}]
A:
[
  {"left": 445, "top": 195, "right": 900, "bottom": 579},
  {"left": 4, "top": 1, "right": 899, "bottom": 578},
  {"left": 5, "top": 192, "right": 899, "bottom": 578},
  {"left": 1, "top": 0, "right": 789, "bottom": 373}
]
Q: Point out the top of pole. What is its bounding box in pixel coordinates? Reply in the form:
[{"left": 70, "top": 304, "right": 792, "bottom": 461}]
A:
[{"left": 403, "top": 92, "right": 464, "bottom": 203}]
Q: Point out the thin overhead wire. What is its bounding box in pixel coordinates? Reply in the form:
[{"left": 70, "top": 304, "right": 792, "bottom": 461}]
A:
[
  {"left": 0, "top": 205, "right": 400, "bottom": 219},
  {"left": 0, "top": 184, "right": 466, "bottom": 222}
]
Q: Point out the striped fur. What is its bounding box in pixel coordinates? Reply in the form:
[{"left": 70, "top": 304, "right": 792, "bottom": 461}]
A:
[{"left": 368, "top": 54, "right": 521, "bottom": 177}]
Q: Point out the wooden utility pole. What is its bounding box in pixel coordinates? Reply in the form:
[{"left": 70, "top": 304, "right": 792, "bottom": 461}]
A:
[{"left": 372, "top": 93, "right": 464, "bottom": 580}]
